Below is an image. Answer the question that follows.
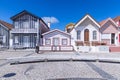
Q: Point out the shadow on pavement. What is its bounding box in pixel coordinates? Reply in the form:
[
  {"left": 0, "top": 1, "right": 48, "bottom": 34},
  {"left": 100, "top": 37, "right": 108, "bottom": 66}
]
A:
[{"left": 3, "top": 73, "right": 16, "bottom": 78}]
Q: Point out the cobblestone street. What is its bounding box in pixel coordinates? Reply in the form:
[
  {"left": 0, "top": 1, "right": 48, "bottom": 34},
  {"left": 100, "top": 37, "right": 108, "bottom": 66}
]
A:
[
  {"left": 0, "top": 50, "right": 120, "bottom": 80},
  {"left": 0, "top": 61, "right": 120, "bottom": 80}
]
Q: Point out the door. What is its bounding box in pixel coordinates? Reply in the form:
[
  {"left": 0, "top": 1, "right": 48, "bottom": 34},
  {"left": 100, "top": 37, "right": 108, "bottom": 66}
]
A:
[
  {"left": 84, "top": 29, "right": 89, "bottom": 41},
  {"left": 52, "top": 38, "right": 59, "bottom": 51},
  {"left": 111, "top": 33, "right": 115, "bottom": 44},
  {"left": 23, "top": 36, "right": 30, "bottom": 47}
]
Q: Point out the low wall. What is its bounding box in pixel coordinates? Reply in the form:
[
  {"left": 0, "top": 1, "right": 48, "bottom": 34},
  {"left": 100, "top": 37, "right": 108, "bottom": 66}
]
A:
[
  {"left": 39, "top": 46, "right": 73, "bottom": 51},
  {"left": 76, "top": 46, "right": 109, "bottom": 53}
]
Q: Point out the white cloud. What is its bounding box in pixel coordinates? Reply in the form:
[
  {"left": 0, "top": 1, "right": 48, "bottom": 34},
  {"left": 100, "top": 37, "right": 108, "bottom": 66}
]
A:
[{"left": 42, "top": 17, "right": 59, "bottom": 24}]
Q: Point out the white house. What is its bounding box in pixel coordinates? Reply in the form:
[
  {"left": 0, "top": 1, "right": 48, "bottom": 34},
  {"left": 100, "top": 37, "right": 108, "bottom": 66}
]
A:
[{"left": 39, "top": 29, "right": 73, "bottom": 51}]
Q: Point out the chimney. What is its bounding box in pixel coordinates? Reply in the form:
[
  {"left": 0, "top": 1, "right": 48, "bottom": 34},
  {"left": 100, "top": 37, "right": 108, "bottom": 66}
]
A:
[{"left": 47, "top": 22, "right": 51, "bottom": 28}]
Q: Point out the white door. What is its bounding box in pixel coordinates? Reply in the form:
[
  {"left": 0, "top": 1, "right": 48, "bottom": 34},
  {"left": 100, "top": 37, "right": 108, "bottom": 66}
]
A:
[
  {"left": 53, "top": 38, "right": 59, "bottom": 46},
  {"left": 53, "top": 38, "right": 59, "bottom": 51},
  {"left": 23, "top": 36, "right": 30, "bottom": 47}
]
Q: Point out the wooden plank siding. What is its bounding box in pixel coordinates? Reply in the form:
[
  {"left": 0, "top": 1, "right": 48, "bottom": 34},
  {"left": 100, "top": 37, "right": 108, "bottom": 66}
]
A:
[
  {"left": 0, "top": 24, "right": 9, "bottom": 48},
  {"left": 11, "top": 10, "right": 49, "bottom": 48}
]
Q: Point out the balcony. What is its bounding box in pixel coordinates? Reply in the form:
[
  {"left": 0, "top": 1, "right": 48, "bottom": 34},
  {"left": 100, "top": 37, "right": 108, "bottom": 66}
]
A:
[{"left": 11, "top": 28, "right": 38, "bottom": 33}]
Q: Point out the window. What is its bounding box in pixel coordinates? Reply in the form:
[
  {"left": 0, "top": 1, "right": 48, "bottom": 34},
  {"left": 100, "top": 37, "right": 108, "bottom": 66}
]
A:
[
  {"left": 2, "top": 36, "right": 6, "bottom": 43},
  {"left": 15, "top": 21, "right": 19, "bottom": 28},
  {"left": 45, "top": 39, "right": 51, "bottom": 45},
  {"left": 15, "top": 36, "right": 18, "bottom": 43},
  {"left": 77, "top": 30, "right": 81, "bottom": 40},
  {"left": 93, "top": 30, "right": 97, "bottom": 40},
  {"left": 62, "top": 39, "right": 67, "bottom": 45},
  {"left": 23, "top": 21, "right": 29, "bottom": 29},
  {"left": 35, "top": 22, "right": 38, "bottom": 29}
]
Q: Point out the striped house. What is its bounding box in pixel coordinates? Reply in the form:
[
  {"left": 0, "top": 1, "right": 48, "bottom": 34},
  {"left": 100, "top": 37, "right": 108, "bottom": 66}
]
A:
[
  {"left": 10, "top": 10, "right": 50, "bottom": 49},
  {"left": 0, "top": 20, "right": 12, "bottom": 48}
]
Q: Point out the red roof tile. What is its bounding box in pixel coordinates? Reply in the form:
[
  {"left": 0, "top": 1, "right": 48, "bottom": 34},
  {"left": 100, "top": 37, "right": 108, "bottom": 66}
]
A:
[{"left": 0, "top": 20, "right": 12, "bottom": 30}]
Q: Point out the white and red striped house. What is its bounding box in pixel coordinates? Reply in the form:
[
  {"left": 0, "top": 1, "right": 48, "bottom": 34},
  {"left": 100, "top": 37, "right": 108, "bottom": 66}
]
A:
[{"left": 39, "top": 29, "right": 73, "bottom": 51}]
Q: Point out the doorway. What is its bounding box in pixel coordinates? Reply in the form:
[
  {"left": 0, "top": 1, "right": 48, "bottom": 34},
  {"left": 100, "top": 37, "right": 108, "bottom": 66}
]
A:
[
  {"left": 52, "top": 38, "right": 60, "bottom": 51},
  {"left": 84, "top": 29, "right": 89, "bottom": 41},
  {"left": 23, "top": 36, "right": 30, "bottom": 47},
  {"left": 111, "top": 33, "right": 115, "bottom": 44}
]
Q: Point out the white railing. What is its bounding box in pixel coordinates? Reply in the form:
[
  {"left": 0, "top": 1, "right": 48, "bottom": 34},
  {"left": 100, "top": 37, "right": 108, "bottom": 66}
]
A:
[
  {"left": 39, "top": 46, "right": 73, "bottom": 51},
  {"left": 11, "top": 28, "right": 38, "bottom": 33}
]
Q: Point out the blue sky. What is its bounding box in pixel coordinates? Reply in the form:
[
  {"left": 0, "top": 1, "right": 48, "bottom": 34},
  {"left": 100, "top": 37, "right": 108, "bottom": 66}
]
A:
[{"left": 0, "top": 0, "right": 120, "bottom": 30}]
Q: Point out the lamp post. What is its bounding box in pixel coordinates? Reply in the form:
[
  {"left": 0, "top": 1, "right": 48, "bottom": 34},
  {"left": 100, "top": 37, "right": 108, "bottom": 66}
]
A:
[
  {"left": 36, "top": 19, "right": 39, "bottom": 46},
  {"left": 35, "top": 19, "right": 40, "bottom": 53}
]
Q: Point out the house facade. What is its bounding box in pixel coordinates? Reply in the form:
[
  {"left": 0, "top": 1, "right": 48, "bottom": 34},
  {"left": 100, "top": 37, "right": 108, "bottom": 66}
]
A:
[
  {"left": 10, "top": 10, "right": 49, "bottom": 48},
  {"left": 69, "top": 15, "right": 102, "bottom": 51},
  {"left": 100, "top": 18, "right": 119, "bottom": 46},
  {"left": 114, "top": 16, "right": 120, "bottom": 46},
  {"left": 39, "top": 29, "right": 73, "bottom": 51},
  {"left": 0, "top": 20, "right": 12, "bottom": 48}
]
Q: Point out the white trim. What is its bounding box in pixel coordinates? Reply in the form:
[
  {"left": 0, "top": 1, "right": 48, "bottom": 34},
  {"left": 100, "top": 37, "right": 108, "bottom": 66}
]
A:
[
  {"left": 42, "top": 29, "right": 71, "bottom": 36},
  {"left": 74, "top": 14, "right": 101, "bottom": 29}
]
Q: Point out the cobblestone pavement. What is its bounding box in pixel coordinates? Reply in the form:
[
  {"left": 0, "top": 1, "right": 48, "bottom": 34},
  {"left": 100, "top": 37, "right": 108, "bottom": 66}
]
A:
[
  {"left": 0, "top": 49, "right": 35, "bottom": 69},
  {"left": 0, "top": 51, "right": 120, "bottom": 80},
  {"left": 0, "top": 61, "right": 120, "bottom": 80}
]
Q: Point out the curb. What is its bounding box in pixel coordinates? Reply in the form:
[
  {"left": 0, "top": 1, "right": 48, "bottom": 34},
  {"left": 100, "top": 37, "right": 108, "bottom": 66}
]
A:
[{"left": 7, "top": 56, "right": 120, "bottom": 65}]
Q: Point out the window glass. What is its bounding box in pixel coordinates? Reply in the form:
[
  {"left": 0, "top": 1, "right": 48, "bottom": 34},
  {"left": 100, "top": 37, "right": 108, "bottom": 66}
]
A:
[
  {"left": 15, "top": 36, "right": 18, "bottom": 43},
  {"left": 62, "top": 39, "right": 67, "bottom": 45},
  {"left": 45, "top": 39, "right": 51, "bottom": 45},
  {"left": 77, "top": 30, "right": 81, "bottom": 40},
  {"left": 93, "top": 31, "right": 97, "bottom": 40}
]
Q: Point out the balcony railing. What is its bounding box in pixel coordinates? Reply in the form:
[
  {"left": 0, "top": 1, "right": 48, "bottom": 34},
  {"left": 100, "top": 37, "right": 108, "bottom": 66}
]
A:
[{"left": 11, "top": 28, "right": 38, "bottom": 33}]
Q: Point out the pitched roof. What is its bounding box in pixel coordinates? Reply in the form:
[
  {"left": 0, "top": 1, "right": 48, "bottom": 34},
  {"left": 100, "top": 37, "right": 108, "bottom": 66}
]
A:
[
  {"left": 113, "top": 16, "right": 120, "bottom": 22},
  {"left": 0, "top": 20, "right": 12, "bottom": 30},
  {"left": 74, "top": 14, "right": 101, "bottom": 28},
  {"left": 11, "top": 10, "right": 40, "bottom": 20},
  {"left": 99, "top": 18, "right": 118, "bottom": 27},
  {"left": 99, "top": 19, "right": 106, "bottom": 26},
  {"left": 11, "top": 10, "right": 49, "bottom": 29},
  {"left": 42, "top": 29, "right": 70, "bottom": 36}
]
